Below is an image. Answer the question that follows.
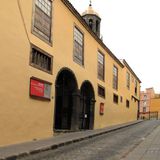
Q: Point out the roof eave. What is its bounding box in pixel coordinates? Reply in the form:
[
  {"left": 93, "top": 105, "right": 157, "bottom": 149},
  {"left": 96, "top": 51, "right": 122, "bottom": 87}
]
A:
[{"left": 122, "top": 59, "right": 141, "bottom": 83}]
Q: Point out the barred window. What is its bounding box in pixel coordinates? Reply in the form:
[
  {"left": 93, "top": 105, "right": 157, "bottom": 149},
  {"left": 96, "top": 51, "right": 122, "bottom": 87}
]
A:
[
  {"left": 126, "top": 72, "right": 130, "bottom": 89},
  {"left": 98, "top": 85, "right": 105, "bottom": 98},
  {"left": 113, "top": 66, "right": 118, "bottom": 90},
  {"left": 73, "top": 27, "right": 84, "bottom": 65},
  {"left": 98, "top": 51, "right": 104, "bottom": 80},
  {"left": 30, "top": 47, "right": 52, "bottom": 73},
  {"left": 33, "top": 0, "right": 52, "bottom": 42},
  {"left": 113, "top": 94, "right": 118, "bottom": 104}
]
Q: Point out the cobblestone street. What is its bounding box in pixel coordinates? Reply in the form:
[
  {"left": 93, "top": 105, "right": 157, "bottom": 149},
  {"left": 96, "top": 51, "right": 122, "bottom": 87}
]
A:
[{"left": 17, "top": 120, "right": 160, "bottom": 160}]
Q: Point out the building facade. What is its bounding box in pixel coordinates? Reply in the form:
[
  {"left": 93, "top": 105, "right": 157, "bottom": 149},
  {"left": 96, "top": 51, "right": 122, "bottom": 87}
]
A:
[
  {"left": 139, "top": 88, "right": 155, "bottom": 119},
  {"left": 0, "top": 0, "right": 141, "bottom": 146},
  {"left": 150, "top": 98, "right": 160, "bottom": 119},
  {"left": 139, "top": 88, "right": 160, "bottom": 119}
]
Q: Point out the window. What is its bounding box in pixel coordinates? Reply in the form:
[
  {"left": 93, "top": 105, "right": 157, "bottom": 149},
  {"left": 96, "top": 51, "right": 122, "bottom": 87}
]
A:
[
  {"left": 120, "top": 96, "right": 123, "bottom": 103},
  {"left": 89, "top": 19, "right": 93, "bottom": 29},
  {"left": 143, "top": 101, "right": 147, "bottom": 106},
  {"left": 96, "top": 20, "right": 99, "bottom": 32},
  {"left": 33, "top": 0, "right": 52, "bottom": 42},
  {"left": 126, "top": 72, "right": 130, "bottom": 89},
  {"left": 98, "top": 85, "right": 105, "bottom": 98},
  {"left": 143, "top": 107, "right": 146, "bottom": 113},
  {"left": 132, "top": 75, "right": 134, "bottom": 82},
  {"left": 98, "top": 51, "right": 104, "bottom": 80},
  {"left": 126, "top": 99, "right": 130, "bottom": 108},
  {"left": 113, "top": 66, "right": 118, "bottom": 90},
  {"left": 113, "top": 94, "right": 118, "bottom": 104},
  {"left": 144, "top": 95, "right": 147, "bottom": 99},
  {"left": 30, "top": 46, "right": 53, "bottom": 74},
  {"left": 135, "top": 80, "right": 137, "bottom": 95},
  {"left": 73, "top": 27, "right": 84, "bottom": 65}
]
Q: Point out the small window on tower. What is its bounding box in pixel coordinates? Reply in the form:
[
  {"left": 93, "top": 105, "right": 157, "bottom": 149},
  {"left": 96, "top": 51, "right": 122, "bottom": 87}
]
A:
[
  {"left": 89, "top": 19, "right": 93, "bottom": 29},
  {"left": 96, "top": 20, "right": 99, "bottom": 32}
]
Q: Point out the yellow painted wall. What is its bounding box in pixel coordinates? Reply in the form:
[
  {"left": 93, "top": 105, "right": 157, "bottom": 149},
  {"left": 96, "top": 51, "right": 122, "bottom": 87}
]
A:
[
  {"left": 150, "top": 98, "right": 160, "bottom": 118},
  {"left": 0, "top": 0, "right": 140, "bottom": 146}
]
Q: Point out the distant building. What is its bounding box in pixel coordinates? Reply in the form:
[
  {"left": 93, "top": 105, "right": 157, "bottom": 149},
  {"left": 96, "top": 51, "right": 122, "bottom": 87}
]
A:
[{"left": 140, "top": 88, "right": 159, "bottom": 119}]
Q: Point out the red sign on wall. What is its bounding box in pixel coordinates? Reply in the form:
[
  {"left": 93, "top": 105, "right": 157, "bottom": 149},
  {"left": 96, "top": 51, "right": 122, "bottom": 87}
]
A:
[
  {"left": 100, "top": 103, "right": 104, "bottom": 115},
  {"left": 30, "top": 78, "right": 51, "bottom": 100},
  {"left": 30, "top": 79, "right": 44, "bottom": 97}
]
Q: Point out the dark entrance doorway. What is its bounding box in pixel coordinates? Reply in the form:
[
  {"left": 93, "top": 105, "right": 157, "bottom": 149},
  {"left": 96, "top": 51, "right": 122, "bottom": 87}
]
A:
[
  {"left": 54, "top": 69, "right": 78, "bottom": 130},
  {"left": 80, "top": 81, "right": 95, "bottom": 130}
]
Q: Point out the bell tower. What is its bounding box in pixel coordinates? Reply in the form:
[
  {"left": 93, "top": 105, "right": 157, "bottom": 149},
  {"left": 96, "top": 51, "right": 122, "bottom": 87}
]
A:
[{"left": 82, "top": 1, "right": 101, "bottom": 37}]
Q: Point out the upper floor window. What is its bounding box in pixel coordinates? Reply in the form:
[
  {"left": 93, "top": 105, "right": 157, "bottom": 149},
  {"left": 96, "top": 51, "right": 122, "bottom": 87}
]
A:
[
  {"left": 73, "top": 27, "right": 84, "bottom": 66},
  {"left": 30, "top": 46, "right": 53, "bottom": 74},
  {"left": 113, "top": 66, "right": 118, "bottom": 90},
  {"left": 98, "top": 51, "right": 105, "bottom": 81},
  {"left": 135, "top": 80, "right": 138, "bottom": 95},
  {"left": 131, "top": 75, "right": 134, "bottom": 82},
  {"left": 144, "top": 95, "right": 147, "bottom": 99},
  {"left": 143, "top": 107, "right": 146, "bottom": 113},
  {"left": 33, "top": 0, "right": 52, "bottom": 43},
  {"left": 126, "top": 72, "right": 130, "bottom": 90}
]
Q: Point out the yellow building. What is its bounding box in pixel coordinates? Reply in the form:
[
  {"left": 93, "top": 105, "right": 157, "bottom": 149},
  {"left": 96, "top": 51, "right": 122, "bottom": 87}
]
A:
[
  {"left": 0, "top": 0, "right": 141, "bottom": 146},
  {"left": 150, "top": 98, "right": 160, "bottom": 119}
]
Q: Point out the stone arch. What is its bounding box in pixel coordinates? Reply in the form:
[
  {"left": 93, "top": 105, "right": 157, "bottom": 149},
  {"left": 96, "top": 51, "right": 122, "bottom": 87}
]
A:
[
  {"left": 54, "top": 67, "right": 78, "bottom": 130},
  {"left": 79, "top": 80, "right": 96, "bottom": 130},
  {"left": 55, "top": 67, "right": 78, "bottom": 89}
]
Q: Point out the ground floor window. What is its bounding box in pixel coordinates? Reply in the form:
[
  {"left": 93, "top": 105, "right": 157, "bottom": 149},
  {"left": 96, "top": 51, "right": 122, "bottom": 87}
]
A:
[
  {"left": 30, "top": 45, "right": 53, "bottom": 74},
  {"left": 113, "top": 94, "right": 118, "bottom": 104}
]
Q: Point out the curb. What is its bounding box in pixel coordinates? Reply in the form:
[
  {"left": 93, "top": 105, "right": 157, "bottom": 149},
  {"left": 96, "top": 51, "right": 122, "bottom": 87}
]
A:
[{"left": 0, "top": 120, "right": 143, "bottom": 160}]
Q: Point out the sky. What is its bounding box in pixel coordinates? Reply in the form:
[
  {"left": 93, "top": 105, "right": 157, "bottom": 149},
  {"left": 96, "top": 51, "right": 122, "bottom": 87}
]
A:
[{"left": 69, "top": 0, "right": 160, "bottom": 93}]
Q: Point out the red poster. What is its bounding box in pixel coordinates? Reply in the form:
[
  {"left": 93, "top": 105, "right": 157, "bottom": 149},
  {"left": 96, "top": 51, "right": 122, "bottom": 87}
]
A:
[
  {"left": 30, "top": 79, "right": 44, "bottom": 97},
  {"left": 100, "top": 103, "right": 104, "bottom": 115}
]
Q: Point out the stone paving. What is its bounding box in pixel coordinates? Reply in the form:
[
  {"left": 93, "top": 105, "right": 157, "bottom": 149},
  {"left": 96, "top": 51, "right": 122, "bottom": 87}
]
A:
[
  {"left": 122, "top": 121, "right": 160, "bottom": 160},
  {"left": 16, "top": 120, "right": 160, "bottom": 160}
]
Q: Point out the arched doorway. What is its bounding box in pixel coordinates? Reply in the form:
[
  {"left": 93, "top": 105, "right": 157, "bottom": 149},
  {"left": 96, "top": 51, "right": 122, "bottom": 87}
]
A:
[
  {"left": 54, "top": 68, "right": 78, "bottom": 130},
  {"left": 80, "top": 81, "right": 95, "bottom": 130}
]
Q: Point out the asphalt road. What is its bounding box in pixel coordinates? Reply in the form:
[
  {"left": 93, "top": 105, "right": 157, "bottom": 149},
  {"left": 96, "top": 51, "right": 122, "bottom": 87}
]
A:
[{"left": 18, "top": 120, "right": 160, "bottom": 160}]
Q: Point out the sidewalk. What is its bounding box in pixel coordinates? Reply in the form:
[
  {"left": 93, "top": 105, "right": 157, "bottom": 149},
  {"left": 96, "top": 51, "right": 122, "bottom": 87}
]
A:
[
  {"left": 122, "top": 121, "right": 160, "bottom": 160},
  {"left": 0, "top": 120, "right": 142, "bottom": 160}
]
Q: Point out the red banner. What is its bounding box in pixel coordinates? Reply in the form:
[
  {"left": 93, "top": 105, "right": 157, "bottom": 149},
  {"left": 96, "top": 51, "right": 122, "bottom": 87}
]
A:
[{"left": 30, "top": 79, "right": 44, "bottom": 97}]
